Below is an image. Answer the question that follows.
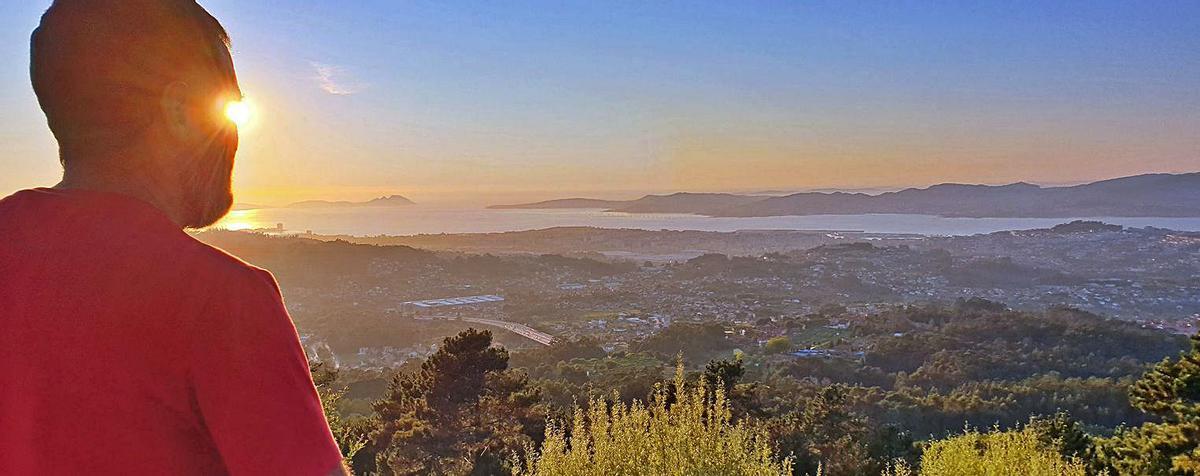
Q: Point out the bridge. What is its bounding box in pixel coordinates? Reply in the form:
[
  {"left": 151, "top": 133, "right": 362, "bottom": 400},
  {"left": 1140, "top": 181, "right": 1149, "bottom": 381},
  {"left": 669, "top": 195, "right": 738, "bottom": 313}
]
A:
[
  {"left": 459, "top": 317, "right": 556, "bottom": 346},
  {"left": 399, "top": 294, "right": 556, "bottom": 346}
]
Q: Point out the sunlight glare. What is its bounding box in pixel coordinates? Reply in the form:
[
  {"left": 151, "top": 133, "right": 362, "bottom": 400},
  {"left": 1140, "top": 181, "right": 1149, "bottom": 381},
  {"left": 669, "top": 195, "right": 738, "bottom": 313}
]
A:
[
  {"left": 223, "top": 99, "right": 253, "bottom": 128},
  {"left": 212, "top": 209, "right": 261, "bottom": 231}
]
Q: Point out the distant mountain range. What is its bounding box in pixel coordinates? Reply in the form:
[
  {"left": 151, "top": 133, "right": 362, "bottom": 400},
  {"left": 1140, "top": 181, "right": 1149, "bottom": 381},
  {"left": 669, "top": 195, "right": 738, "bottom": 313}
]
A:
[
  {"left": 288, "top": 195, "right": 416, "bottom": 209},
  {"left": 490, "top": 173, "right": 1200, "bottom": 218},
  {"left": 490, "top": 198, "right": 629, "bottom": 210},
  {"left": 232, "top": 195, "right": 417, "bottom": 210}
]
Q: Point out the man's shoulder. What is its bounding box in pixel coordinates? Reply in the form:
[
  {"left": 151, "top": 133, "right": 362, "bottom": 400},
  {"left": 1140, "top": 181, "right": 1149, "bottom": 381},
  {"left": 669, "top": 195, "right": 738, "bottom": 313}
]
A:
[
  {"left": 176, "top": 233, "right": 276, "bottom": 287},
  {"left": 174, "top": 235, "right": 289, "bottom": 322}
]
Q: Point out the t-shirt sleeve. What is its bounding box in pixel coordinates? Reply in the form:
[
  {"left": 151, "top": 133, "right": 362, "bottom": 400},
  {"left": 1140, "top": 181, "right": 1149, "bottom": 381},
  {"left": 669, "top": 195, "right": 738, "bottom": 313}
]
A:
[{"left": 189, "top": 268, "right": 343, "bottom": 476}]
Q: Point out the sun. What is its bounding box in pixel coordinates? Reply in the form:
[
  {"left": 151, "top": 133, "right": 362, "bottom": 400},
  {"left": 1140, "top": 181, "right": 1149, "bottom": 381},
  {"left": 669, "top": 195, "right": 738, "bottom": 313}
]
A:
[{"left": 224, "top": 99, "right": 253, "bottom": 127}]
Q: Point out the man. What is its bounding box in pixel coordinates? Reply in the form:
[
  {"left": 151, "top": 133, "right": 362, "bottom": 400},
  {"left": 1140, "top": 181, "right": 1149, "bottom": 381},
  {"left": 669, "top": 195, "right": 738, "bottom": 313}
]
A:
[{"left": 0, "top": 1, "right": 346, "bottom": 474}]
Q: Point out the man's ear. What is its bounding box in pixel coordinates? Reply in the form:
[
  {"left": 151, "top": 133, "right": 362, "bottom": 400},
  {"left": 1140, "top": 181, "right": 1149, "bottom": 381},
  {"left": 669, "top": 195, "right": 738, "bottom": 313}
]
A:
[{"left": 160, "top": 81, "right": 193, "bottom": 140}]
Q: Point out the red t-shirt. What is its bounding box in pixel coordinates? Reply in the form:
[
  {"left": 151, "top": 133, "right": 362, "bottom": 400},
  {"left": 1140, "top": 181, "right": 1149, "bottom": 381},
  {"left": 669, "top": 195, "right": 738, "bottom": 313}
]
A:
[{"left": 0, "top": 188, "right": 343, "bottom": 475}]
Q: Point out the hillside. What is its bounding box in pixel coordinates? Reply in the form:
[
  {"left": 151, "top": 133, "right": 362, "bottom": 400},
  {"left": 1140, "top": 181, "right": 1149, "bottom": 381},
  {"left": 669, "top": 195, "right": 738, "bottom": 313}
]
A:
[
  {"left": 612, "top": 192, "right": 764, "bottom": 214},
  {"left": 716, "top": 173, "right": 1200, "bottom": 217},
  {"left": 489, "top": 193, "right": 760, "bottom": 214},
  {"left": 491, "top": 173, "right": 1200, "bottom": 218},
  {"left": 288, "top": 194, "right": 415, "bottom": 208},
  {"left": 488, "top": 198, "right": 629, "bottom": 209},
  {"left": 492, "top": 192, "right": 765, "bottom": 214}
]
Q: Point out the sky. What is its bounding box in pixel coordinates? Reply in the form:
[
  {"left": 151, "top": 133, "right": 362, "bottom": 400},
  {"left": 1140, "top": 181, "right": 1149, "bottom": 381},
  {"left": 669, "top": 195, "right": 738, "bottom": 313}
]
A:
[{"left": 1, "top": 1, "right": 1197, "bottom": 206}]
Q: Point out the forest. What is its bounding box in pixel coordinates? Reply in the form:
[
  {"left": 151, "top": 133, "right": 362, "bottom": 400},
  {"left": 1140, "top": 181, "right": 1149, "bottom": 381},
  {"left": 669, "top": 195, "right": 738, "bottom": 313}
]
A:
[{"left": 313, "top": 302, "right": 1199, "bottom": 475}]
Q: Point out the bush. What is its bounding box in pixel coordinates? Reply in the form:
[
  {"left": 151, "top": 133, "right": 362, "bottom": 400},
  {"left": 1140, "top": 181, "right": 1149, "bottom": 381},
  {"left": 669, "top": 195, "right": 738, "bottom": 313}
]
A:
[
  {"left": 515, "top": 365, "right": 791, "bottom": 476},
  {"left": 916, "top": 426, "right": 1086, "bottom": 476}
]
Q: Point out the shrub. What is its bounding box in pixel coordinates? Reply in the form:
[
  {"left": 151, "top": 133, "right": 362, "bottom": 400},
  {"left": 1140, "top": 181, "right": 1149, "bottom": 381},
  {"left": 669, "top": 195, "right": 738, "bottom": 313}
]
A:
[
  {"left": 515, "top": 365, "right": 791, "bottom": 476},
  {"left": 917, "top": 426, "right": 1087, "bottom": 476}
]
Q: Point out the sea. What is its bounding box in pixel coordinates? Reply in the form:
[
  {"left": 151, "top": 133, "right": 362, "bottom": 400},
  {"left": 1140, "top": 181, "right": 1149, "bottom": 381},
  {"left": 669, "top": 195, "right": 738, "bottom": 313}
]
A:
[{"left": 210, "top": 206, "right": 1200, "bottom": 237}]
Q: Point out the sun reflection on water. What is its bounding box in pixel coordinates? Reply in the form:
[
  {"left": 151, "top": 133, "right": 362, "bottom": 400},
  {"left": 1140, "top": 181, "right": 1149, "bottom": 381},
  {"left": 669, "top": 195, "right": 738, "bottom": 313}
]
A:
[{"left": 213, "top": 209, "right": 264, "bottom": 231}]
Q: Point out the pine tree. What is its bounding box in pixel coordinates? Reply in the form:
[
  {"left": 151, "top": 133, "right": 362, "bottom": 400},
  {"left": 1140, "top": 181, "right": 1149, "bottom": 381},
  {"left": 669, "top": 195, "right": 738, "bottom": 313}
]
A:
[
  {"left": 310, "top": 361, "right": 367, "bottom": 468},
  {"left": 768, "top": 385, "right": 877, "bottom": 476},
  {"left": 364, "top": 329, "right": 545, "bottom": 475},
  {"left": 1095, "top": 333, "right": 1200, "bottom": 474}
]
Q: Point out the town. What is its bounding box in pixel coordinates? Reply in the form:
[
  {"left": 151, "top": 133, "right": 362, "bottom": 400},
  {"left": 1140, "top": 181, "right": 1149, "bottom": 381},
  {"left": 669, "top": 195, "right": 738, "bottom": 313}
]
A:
[{"left": 196, "top": 220, "right": 1200, "bottom": 369}]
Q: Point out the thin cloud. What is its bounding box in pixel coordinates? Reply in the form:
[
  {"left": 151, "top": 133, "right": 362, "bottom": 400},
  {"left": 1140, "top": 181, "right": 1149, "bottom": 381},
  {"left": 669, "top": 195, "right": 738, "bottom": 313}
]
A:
[{"left": 311, "top": 62, "right": 366, "bottom": 96}]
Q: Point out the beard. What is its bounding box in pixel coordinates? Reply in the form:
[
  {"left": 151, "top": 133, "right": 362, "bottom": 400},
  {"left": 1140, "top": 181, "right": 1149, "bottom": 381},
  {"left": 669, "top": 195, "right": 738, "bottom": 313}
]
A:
[{"left": 178, "top": 139, "right": 235, "bottom": 229}]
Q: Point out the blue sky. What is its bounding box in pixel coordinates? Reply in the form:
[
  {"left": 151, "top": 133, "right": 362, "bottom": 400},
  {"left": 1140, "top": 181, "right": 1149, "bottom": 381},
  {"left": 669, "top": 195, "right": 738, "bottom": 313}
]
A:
[{"left": 2, "top": 1, "right": 1197, "bottom": 204}]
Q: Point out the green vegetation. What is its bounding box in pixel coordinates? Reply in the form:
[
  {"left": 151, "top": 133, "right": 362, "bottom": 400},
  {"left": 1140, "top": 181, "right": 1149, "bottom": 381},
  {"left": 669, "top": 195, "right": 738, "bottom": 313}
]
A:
[
  {"left": 915, "top": 426, "right": 1087, "bottom": 476},
  {"left": 201, "top": 221, "right": 1200, "bottom": 474},
  {"left": 312, "top": 303, "right": 1194, "bottom": 475},
  {"left": 764, "top": 336, "right": 793, "bottom": 354},
  {"left": 514, "top": 365, "right": 791, "bottom": 476},
  {"left": 765, "top": 384, "right": 914, "bottom": 475},
  {"left": 1092, "top": 334, "right": 1200, "bottom": 475},
  {"left": 311, "top": 362, "right": 367, "bottom": 466},
  {"left": 352, "top": 329, "right": 546, "bottom": 475},
  {"left": 633, "top": 323, "right": 738, "bottom": 364},
  {"left": 787, "top": 326, "right": 846, "bottom": 349}
]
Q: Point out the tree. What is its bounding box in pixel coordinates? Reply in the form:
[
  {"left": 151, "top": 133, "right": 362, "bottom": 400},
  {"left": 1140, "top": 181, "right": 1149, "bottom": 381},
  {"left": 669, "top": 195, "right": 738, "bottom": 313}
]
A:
[
  {"left": 509, "top": 336, "right": 607, "bottom": 371},
  {"left": 365, "top": 329, "right": 545, "bottom": 475},
  {"left": 309, "top": 361, "right": 367, "bottom": 467},
  {"left": 765, "top": 336, "right": 792, "bottom": 354},
  {"left": 1025, "top": 412, "right": 1094, "bottom": 464},
  {"left": 516, "top": 365, "right": 791, "bottom": 476},
  {"left": 634, "top": 323, "right": 736, "bottom": 363},
  {"left": 702, "top": 355, "right": 762, "bottom": 419},
  {"left": 702, "top": 355, "right": 746, "bottom": 397},
  {"left": 767, "top": 385, "right": 893, "bottom": 476},
  {"left": 1094, "top": 333, "right": 1200, "bottom": 475}
]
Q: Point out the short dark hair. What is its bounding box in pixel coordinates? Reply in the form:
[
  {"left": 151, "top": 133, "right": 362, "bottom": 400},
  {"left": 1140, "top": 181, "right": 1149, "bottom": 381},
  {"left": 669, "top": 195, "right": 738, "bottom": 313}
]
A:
[{"left": 31, "top": 0, "right": 233, "bottom": 162}]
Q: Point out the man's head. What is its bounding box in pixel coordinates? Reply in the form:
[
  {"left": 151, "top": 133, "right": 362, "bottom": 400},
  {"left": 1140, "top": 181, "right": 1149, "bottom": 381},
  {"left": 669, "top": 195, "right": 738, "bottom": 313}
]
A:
[{"left": 31, "top": 0, "right": 241, "bottom": 228}]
